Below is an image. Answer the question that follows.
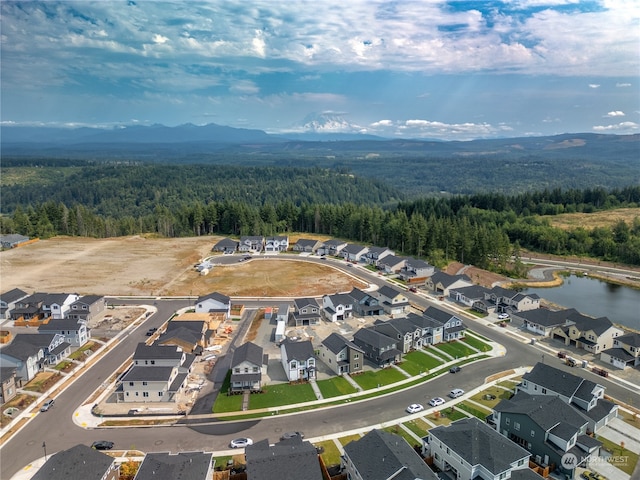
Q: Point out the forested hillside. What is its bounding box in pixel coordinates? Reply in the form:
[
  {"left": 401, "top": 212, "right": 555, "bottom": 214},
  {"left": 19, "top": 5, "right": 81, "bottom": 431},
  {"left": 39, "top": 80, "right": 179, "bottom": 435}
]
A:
[{"left": 2, "top": 160, "right": 639, "bottom": 268}]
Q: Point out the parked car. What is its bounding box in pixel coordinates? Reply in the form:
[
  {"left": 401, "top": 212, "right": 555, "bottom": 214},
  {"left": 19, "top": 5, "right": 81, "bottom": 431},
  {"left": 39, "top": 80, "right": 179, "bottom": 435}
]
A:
[
  {"left": 449, "top": 388, "right": 465, "bottom": 398},
  {"left": 449, "top": 366, "right": 461, "bottom": 373},
  {"left": 40, "top": 399, "right": 55, "bottom": 412},
  {"left": 406, "top": 403, "right": 424, "bottom": 414},
  {"left": 581, "top": 471, "right": 605, "bottom": 480},
  {"left": 146, "top": 327, "right": 158, "bottom": 336},
  {"left": 497, "top": 313, "right": 510, "bottom": 320},
  {"left": 408, "top": 286, "right": 417, "bottom": 293},
  {"left": 429, "top": 397, "right": 445, "bottom": 407},
  {"left": 91, "top": 440, "right": 114, "bottom": 450},
  {"left": 230, "top": 437, "right": 253, "bottom": 448},
  {"left": 280, "top": 431, "right": 304, "bottom": 440}
]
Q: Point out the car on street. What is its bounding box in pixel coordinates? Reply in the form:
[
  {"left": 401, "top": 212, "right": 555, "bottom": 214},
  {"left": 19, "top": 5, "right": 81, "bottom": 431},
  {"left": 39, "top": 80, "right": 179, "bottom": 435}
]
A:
[
  {"left": 230, "top": 437, "right": 253, "bottom": 448},
  {"left": 449, "top": 388, "right": 465, "bottom": 398},
  {"left": 406, "top": 403, "right": 425, "bottom": 414},
  {"left": 429, "top": 397, "right": 445, "bottom": 407},
  {"left": 497, "top": 313, "right": 510, "bottom": 320},
  {"left": 580, "top": 471, "right": 605, "bottom": 480},
  {"left": 280, "top": 431, "right": 304, "bottom": 440},
  {"left": 449, "top": 366, "right": 461, "bottom": 373},
  {"left": 91, "top": 440, "right": 114, "bottom": 450},
  {"left": 408, "top": 286, "right": 417, "bottom": 292},
  {"left": 40, "top": 399, "right": 54, "bottom": 412}
]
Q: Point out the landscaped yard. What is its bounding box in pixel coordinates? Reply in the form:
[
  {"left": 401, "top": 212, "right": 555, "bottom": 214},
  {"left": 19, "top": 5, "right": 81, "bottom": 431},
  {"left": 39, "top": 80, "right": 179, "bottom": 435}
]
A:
[
  {"left": 68, "top": 341, "right": 100, "bottom": 360},
  {"left": 23, "top": 371, "right": 61, "bottom": 393},
  {"left": 338, "top": 434, "right": 362, "bottom": 446},
  {"left": 456, "top": 402, "right": 492, "bottom": 420},
  {"left": 596, "top": 435, "right": 639, "bottom": 475},
  {"left": 351, "top": 368, "right": 408, "bottom": 390},
  {"left": 422, "top": 346, "right": 451, "bottom": 361},
  {"left": 316, "top": 440, "right": 342, "bottom": 466},
  {"left": 316, "top": 376, "right": 358, "bottom": 398},
  {"left": 383, "top": 425, "right": 420, "bottom": 447},
  {"left": 403, "top": 417, "right": 431, "bottom": 438},
  {"left": 460, "top": 335, "right": 492, "bottom": 352},
  {"left": 471, "top": 386, "right": 514, "bottom": 408},
  {"left": 396, "top": 351, "right": 443, "bottom": 376},
  {"left": 432, "top": 340, "right": 476, "bottom": 359},
  {"left": 248, "top": 383, "right": 316, "bottom": 409}
]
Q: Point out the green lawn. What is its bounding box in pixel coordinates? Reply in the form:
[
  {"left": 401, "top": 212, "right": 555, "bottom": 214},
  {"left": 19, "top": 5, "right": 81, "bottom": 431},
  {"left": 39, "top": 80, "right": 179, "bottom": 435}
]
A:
[
  {"left": 596, "top": 435, "right": 639, "bottom": 475},
  {"left": 457, "top": 402, "right": 492, "bottom": 420},
  {"left": 466, "top": 330, "right": 491, "bottom": 342},
  {"left": 460, "top": 335, "right": 492, "bottom": 352},
  {"left": 470, "top": 386, "right": 513, "bottom": 408},
  {"left": 68, "top": 341, "right": 98, "bottom": 360},
  {"left": 249, "top": 383, "right": 316, "bottom": 409},
  {"left": 383, "top": 426, "right": 420, "bottom": 448},
  {"left": 433, "top": 341, "right": 476, "bottom": 359},
  {"left": 422, "top": 346, "right": 451, "bottom": 361},
  {"left": 351, "top": 368, "right": 407, "bottom": 390},
  {"left": 317, "top": 440, "right": 342, "bottom": 466},
  {"left": 396, "top": 351, "right": 443, "bottom": 376},
  {"left": 338, "top": 434, "right": 362, "bottom": 446},
  {"left": 316, "top": 376, "right": 358, "bottom": 398},
  {"left": 403, "top": 418, "right": 431, "bottom": 438}
]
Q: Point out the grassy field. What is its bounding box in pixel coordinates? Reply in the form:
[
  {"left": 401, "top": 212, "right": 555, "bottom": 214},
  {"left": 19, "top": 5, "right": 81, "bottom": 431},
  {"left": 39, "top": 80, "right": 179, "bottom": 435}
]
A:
[
  {"left": 316, "top": 376, "right": 359, "bottom": 398},
  {"left": 351, "top": 368, "right": 408, "bottom": 390},
  {"left": 544, "top": 207, "right": 640, "bottom": 230},
  {"left": 396, "top": 351, "right": 443, "bottom": 376}
]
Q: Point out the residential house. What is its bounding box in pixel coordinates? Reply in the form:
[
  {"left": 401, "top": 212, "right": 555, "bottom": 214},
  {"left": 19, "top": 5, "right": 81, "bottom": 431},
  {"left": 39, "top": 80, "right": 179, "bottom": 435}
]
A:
[
  {"left": 31, "top": 444, "right": 119, "bottom": 480},
  {"left": 342, "top": 429, "right": 438, "bottom": 480},
  {"left": 425, "top": 271, "right": 473, "bottom": 296},
  {"left": 449, "top": 285, "right": 492, "bottom": 310},
  {"left": 41, "top": 293, "right": 80, "bottom": 320},
  {"left": 340, "top": 243, "right": 369, "bottom": 262},
  {"left": 292, "top": 238, "right": 322, "bottom": 253},
  {"left": 484, "top": 286, "right": 541, "bottom": 314},
  {"left": 292, "top": 298, "right": 321, "bottom": 326},
  {"left": 0, "top": 367, "right": 18, "bottom": 405},
  {"left": 398, "top": 257, "right": 435, "bottom": 284},
  {"left": 65, "top": 295, "right": 105, "bottom": 322},
  {"left": 373, "top": 317, "right": 423, "bottom": 353},
  {"left": 425, "top": 417, "right": 536, "bottom": 480},
  {"left": 0, "top": 340, "right": 44, "bottom": 382},
  {"left": 0, "top": 234, "right": 31, "bottom": 249},
  {"left": 156, "top": 320, "right": 211, "bottom": 354},
  {"left": 376, "top": 254, "right": 407, "bottom": 274},
  {"left": 11, "top": 332, "right": 70, "bottom": 365},
  {"left": 212, "top": 237, "right": 238, "bottom": 253},
  {"left": 318, "top": 332, "right": 364, "bottom": 376},
  {"left": 172, "top": 311, "right": 223, "bottom": 334},
  {"left": 194, "top": 292, "right": 231, "bottom": 318},
  {"left": 38, "top": 318, "right": 89, "bottom": 347},
  {"left": 133, "top": 343, "right": 188, "bottom": 368},
  {"left": 375, "top": 285, "right": 410, "bottom": 317},
  {"left": 515, "top": 308, "right": 578, "bottom": 337},
  {"left": 549, "top": 312, "right": 623, "bottom": 354},
  {"left": 601, "top": 332, "right": 640, "bottom": 369},
  {"left": 405, "top": 312, "right": 444, "bottom": 346},
  {"left": 238, "top": 235, "right": 265, "bottom": 253},
  {"left": 230, "top": 341, "right": 267, "bottom": 393},
  {"left": 134, "top": 452, "right": 213, "bottom": 480},
  {"left": 518, "top": 362, "right": 618, "bottom": 433},
  {"left": 317, "top": 239, "right": 348, "bottom": 256},
  {"left": 265, "top": 235, "right": 289, "bottom": 252},
  {"left": 0, "top": 288, "right": 28, "bottom": 320},
  {"left": 423, "top": 306, "right": 467, "bottom": 342},
  {"left": 493, "top": 392, "right": 602, "bottom": 478},
  {"left": 281, "top": 340, "right": 316, "bottom": 381},
  {"left": 245, "top": 437, "right": 323, "bottom": 480},
  {"left": 348, "top": 287, "right": 384, "bottom": 316},
  {"left": 352, "top": 327, "right": 401, "bottom": 367},
  {"left": 363, "top": 246, "right": 394, "bottom": 266},
  {"left": 322, "top": 293, "right": 354, "bottom": 322}
]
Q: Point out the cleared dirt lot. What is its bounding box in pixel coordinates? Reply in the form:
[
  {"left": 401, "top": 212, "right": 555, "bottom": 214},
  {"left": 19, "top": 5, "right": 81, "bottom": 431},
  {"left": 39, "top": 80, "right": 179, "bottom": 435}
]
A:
[{"left": 0, "top": 235, "right": 366, "bottom": 297}]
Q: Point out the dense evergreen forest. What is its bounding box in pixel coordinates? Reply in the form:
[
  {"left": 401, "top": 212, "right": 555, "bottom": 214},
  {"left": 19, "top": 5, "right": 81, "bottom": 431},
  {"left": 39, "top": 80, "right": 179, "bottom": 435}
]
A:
[{"left": 1, "top": 161, "right": 640, "bottom": 268}]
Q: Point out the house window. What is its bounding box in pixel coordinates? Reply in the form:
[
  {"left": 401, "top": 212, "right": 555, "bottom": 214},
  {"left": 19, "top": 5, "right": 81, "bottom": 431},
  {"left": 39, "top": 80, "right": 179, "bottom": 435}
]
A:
[
  {"left": 159, "top": 392, "right": 162, "bottom": 397},
  {"left": 234, "top": 368, "right": 240, "bottom": 373},
  {"left": 143, "top": 392, "right": 149, "bottom": 397},
  {"left": 514, "top": 422, "right": 520, "bottom": 431},
  {"left": 505, "top": 418, "right": 510, "bottom": 425},
  {"left": 541, "top": 388, "right": 547, "bottom": 394},
  {"left": 531, "top": 430, "right": 535, "bottom": 437},
  {"left": 244, "top": 368, "right": 249, "bottom": 373},
  {"left": 533, "top": 385, "right": 537, "bottom": 391},
  {"left": 129, "top": 382, "right": 134, "bottom": 386},
  {"left": 291, "top": 361, "right": 297, "bottom": 369},
  {"left": 253, "top": 367, "right": 258, "bottom": 373},
  {"left": 354, "top": 364, "right": 359, "bottom": 369},
  {"left": 142, "top": 381, "right": 148, "bottom": 386}
]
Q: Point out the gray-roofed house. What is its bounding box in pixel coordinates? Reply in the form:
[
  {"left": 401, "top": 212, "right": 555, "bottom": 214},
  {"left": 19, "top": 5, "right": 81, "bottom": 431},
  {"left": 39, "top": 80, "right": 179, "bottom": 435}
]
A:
[
  {"left": 318, "top": 332, "right": 364, "bottom": 376},
  {"left": 549, "top": 311, "right": 623, "bottom": 354},
  {"left": 195, "top": 292, "right": 231, "bottom": 318},
  {"left": 484, "top": 286, "right": 540, "bottom": 313},
  {"left": 449, "top": 284, "right": 492, "bottom": 310},
  {"left": 11, "top": 332, "right": 70, "bottom": 365},
  {"left": 426, "top": 417, "right": 536, "bottom": 480},
  {"left": 601, "top": 332, "right": 640, "bottom": 369},
  {"left": 230, "top": 341, "right": 268, "bottom": 393},
  {"left": 423, "top": 306, "right": 467, "bottom": 342},
  {"left": 425, "top": 271, "right": 473, "bottom": 296},
  {"left": 492, "top": 392, "right": 601, "bottom": 478},
  {"left": 376, "top": 254, "right": 407, "bottom": 274},
  {"left": 405, "top": 312, "right": 445, "bottom": 346},
  {"left": 363, "top": 246, "right": 395, "bottom": 266},
  {"left": 317, "top": 239, "right": 347, "bottom": 256},
  {"left": 0, "top": 287, "right": 28, "bottom": 320},
  {"left": 0, "top": 234, "right": 30, "bottom": 249},
  {"left": 281, "top": 340, "right": 316, "bottom": 381},
  {"left": 518, "top": 362, "right": 617, "bottom": 432},
  {"left": 514, "top": 308, "right": 579, "bottom": 337},
  {"left": 321, "top": 293, "right": 354, "bottom": 322},
  {"left": 65, "top": 294, "right": 105, "bottom": 322},
  {"left": 10, "top": 292, "right": 79, "bottom": 325},
  {"left": 292, "top": 298, "right": 321, "bottom": 326},
  {"left": 0, "top": 366, "right": 18, "bottom": 405},
  {"left": 212, "top": 237, "right": 238, "bottom": 253},
  {"left": 238, "top": 235, "right": 265, "bottom": 252},
  {"left": 292, "top": 238, "right": 322, "bottom": 253},
  {"left": 157, "top": 320, "right": 210, "bottom": 353},
  {"left": 342, "top": 429, "right": 438, "bottom": 480},
  {"left": 398, "top": 257, "right": 435, "bottom": 283},
  {"left": 134, "top": 451, "right": 214, "bottom": 480},
  {"left": 245, "top": 436, "right": 323, "bottom": 480},
  {"left": 133, "top": 343, "right": 188, "bottom": 368},
  {"left": 373, "top": 316, "right": 424, "bottom": 352},
  {"left": 352, "top": 327, "right": 402, "bottom": 367},
  {"left": 0, "top": 340, "right": 44, "bottom": 382},
  {"left": 340, "top": 243, "right": 369, "bottom": 262},
  {"left": 38, "top": 318, "right": 89, "bottom": 347},
  {"left": 265, "top": 235, "right": 289, "bottom": 252},
  {"left": 31, "top": 444, "right": 119, "bottom": 480},
  {"left": 375, "top": 285, "right": 410, "bottom": 317},
  {"left": 348, "top": 287, "right": 384, "bottom": 316}
]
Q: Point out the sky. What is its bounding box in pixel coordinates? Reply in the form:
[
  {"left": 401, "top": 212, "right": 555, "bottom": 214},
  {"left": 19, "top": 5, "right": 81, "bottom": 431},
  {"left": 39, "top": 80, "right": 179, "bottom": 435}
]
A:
[{"left": 1, "top": 0, "right": 639, "bottom": 140}]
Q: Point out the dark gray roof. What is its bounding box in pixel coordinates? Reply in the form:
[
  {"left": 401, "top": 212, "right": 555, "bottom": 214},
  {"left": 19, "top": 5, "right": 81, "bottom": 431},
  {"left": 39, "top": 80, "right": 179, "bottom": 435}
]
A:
[
  {"left": 325, "top": 293, "right": 353, "bottom": 306},
  {"left": 569, "top": 312, "right": 615, "bottom": 335},
  {"left": 428, "top": 417, "right": 530, "bottom": 475},
  {"left": 38, "top": 319, "right": 84, "bottom": 332},
  {"left": 522, "top": 362, "right": 589, "bottom": 398},
  {"left": 73, "top": 295, "right": 103, "bottom": 306},
  {"left": 294, "top": 238, "right": 320, "bottom": 248},
  {"left": 321, "top": 332, "right": 364, "bottom": 355},
  {"left": 0, "top": 340, "right": 42, "bottom": 361},
  {"left": 429, "top": 271, "right": 472, "bottom": 288},
  {"left": 387, "top": 317, "right": 421, "bottom": 334},
  {"left": 158, "top": 327, "right": 201, "bottom": 346},
  {"left": 213, "top": 237, "right": 237, "bottom": 247},
  {"left": 122, "top": 366, "right": 174, "bottom": 382},
  {"left": 294, "top": 297, "right": 320, "bottom": 310},
  {"left": 135, "top": 451, "right": 213, "bottom": 480},
  {"left": 245, "top": 437, "right": 323, "bottom": 480},
  {"left": 516, "top": 308, "right": 573, "bottom": 327},
  {"left": 377, "top": 255, "right": 407, "bottom": 268},
  {"left": 0, "top": 288, "right": 28, "bottom": 303},
  {"left": 343, "top": 429, "right": 438, "bottom": 480},
  {"left": 405, "top": 312, "right": 441, "bottom": 330},
  {"left": 616, "top": 332, "right": 640, "bottom": 348},
  {"left": 573, "top": 379, "right": 599, "bottom": 402},
  {"left": 601, "top": 347, "right": 635, "bottom": 362},
  {"left": 12, "top": 333, "right": 57, "bottom": 349},
  {"left": 404, "top": 258, "right": 431, "bottom": 269},
  {"left": 449, "top": 284, "right": 490, "bottom": 299},
  {"left": 353, "top": 327, "right": 396, "bottom": 349},
  {"left": 342, "top": 243, "right": 368, "bottom": 254},
  {"left": 282, "top": 340, "right": 315, "bottom": 361},
  {"left": 549, "top": 422, "right": 579, "bottom": 442},
  {"left": 577, "top": 434, "right": 603, "bottom": 450},
  {"left": 322, "top": 239, "right": 347, "bottom": 247},
  {"left": 423, "top": 306, "right": 460, "bottom": 325},
  {"left": 575, "top": 397, "right": 618, "bottom": 423},
  {"left": 50, "top": 341, "right": 71, "bottom": 356},
  {"left": 196, "top": 292, "right": 230, "bottom": 304},
  {"left": 134, "top": 343, "right": 183, "bottom": 361},
  {"left": 377, "top": 285, "right": 403, "bottom": 300},
  {"left": 232, "top": 341, "right": 264, "bottom": 368},
  {"left": 31, "top": 444, "right": 115, "bottom": 480},
  {"left": 0, "top": 366, "right": 17, "bottom": 382},
  {"left": 510, "top": 469, "right": 546, "bottom": 480}
]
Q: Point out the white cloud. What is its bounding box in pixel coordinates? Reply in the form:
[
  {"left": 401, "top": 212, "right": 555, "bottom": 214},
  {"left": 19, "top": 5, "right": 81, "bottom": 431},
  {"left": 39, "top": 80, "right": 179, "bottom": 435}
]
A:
[
  {"left": 588, "top": 84, "right": 601, "bottom": 89},
  {"left": 616, "top": 83, "right": 632, "bottom": 87},
  {"left": 229, "top": 80, "right": 260, "bottom": 95},
  {"left": 370, "top": 119, "right": 393, "bottom": 127},
  {"left": 605, "top": 111, "right": 625, "bottom": 117},
  {"left": 592, "top": 121, "right": 638, "bottom": 132},
  {"left": 152, "top": 34, "right": 169, "bottom": 45}
]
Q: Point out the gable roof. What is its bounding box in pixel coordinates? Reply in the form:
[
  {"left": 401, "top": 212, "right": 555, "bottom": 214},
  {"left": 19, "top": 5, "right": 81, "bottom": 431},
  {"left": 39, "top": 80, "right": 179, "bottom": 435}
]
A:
[
  {"left": 38, "top": 318, "right": 84, "bottom": 331},
  {"left": 353, "top": 327, "right": 396, "bottom": 349},
  {"left": 0, "top": 340, "right": 43, "bottom": 362},
  {"left": 429, "top": 271, "right": 472, "bottom": 288},
  {"left": 343, "top": 429, "right": 438, "bottom": 480},
  {"left": 0, "top": 366, "right": 17, "bottom": 383},
  {"left": 377, "top": 285, "right": 403, "bottom": 300},
  {"left": 196, "top": 292, "right": 230, "bottom": 305},
  {"left": 522, "top": 362, "right": 603, "bottom": 399},
  {"left": 294, "top": 297, "right": 320, "bottom": 310},
  {"left": 0, "top": 288, "right": 28, "bottom": 304},
  {"left": 404, "top": 257, "right": 431, "bottom": 269},
  {"left": 325, "top": 293, "right": 353, "bottom": 306},
  {"left": 135, "top": 451, "right": 213, "bottom": 480},
  {"left": 245, "top": 437, "right": 323, "bottom": 480},
  {"left": 516, "top": 308, "right": 575, "bottom": 327},
  {"left": 616, "top": 332, "right": 640, "bottom": 347},
  {"left": 376, "top": 254, "right": 407, "bottom": 268},
  {"left": 133, "top": 343, "right": 184, "bottom": 361},
  {"left": 232, "top": 341, "right": 264, "bottom": 368},
  {"left": 282, "top": 340, "right": 315, "bottom": 361},
  {"left": 429, "top": 417, "right": 530, "bottom": 475},
  {"left": 449, "top": 284, "right": 491, "bottom": 299},
  {"left": 423, "top": 306, "right": 460, "bottom": 325},
  {"left": 321, "top": 332, "right": 364, "bottom": 355},
  {"left": 405, "top": 312, "right": 442, "bottom": 330},
  {"left": 12, "top": 333, "right": 58, "bottom": 349},
  {"left": 294, "top": 238, "right": 320, "bottom": 248},
  {"left": 31, "top": 444, "right": 115, "bottom": 480},
  {"left": 341, "top": 243, "right": 368, "bottom": 255}
]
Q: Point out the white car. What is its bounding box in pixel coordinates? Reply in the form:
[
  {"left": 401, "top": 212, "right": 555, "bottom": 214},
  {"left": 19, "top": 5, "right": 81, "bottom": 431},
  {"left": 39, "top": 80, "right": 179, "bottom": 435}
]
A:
[
  {"left": 449, "top": 388, "right": 465, "bottom": 399},
  {"left": 229, "top": 437, "right": 253, "bottom": 448},
  {"left": 429, "top": 397, "right": 445, "bottom": 407},
  {"left": 406, "top": 403, "right": 425, "bottom": 414},
  {"left": 497, "top": 313, "right": 510, "bottom": 320}
]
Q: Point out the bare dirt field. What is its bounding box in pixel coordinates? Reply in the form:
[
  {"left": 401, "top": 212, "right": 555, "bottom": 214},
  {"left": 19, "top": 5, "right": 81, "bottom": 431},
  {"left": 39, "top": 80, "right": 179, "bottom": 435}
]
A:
[{"left": 0, "top": 235, "right": 366, "bottom": 297}]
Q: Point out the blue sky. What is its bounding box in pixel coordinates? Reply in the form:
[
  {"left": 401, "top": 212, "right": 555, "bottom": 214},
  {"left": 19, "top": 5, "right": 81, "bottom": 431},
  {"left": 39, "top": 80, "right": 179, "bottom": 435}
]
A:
[{"left": 1, "top": 0, "right": 638, "bottom": 140}]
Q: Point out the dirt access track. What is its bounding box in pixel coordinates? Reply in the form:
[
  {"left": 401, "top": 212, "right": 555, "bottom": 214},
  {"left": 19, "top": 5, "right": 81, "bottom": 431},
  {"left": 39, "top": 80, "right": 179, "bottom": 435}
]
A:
[{"left": 0, "top": 235, "right": 367, "bottom": 297}]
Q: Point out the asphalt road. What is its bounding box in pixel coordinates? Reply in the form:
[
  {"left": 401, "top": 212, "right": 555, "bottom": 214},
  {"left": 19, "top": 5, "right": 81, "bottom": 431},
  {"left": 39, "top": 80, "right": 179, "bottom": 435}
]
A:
[{"left": 1, "top": 268, "right": 639, "bottom": 479}]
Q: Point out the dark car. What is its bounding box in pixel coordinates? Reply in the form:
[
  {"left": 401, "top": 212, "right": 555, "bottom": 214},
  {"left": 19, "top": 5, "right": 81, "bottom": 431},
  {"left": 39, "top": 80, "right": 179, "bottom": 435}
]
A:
[
  {"left": 449, "top": 366, "right": 462, "bottom": 374},
  {"left": 91, "top": 440, "right": 114, "bottom": 450},
  {"left": 280, "top": 431, "right": 304, "bottom": 441},
  {"left": 146, "top": 327, "right": 158, "bottom": 336}
]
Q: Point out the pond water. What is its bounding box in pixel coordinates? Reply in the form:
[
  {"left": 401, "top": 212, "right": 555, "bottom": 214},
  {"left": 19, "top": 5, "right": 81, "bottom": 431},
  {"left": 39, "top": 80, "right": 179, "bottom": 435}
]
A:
[{"left": 524, "top": 275, "right": 640, "bottom": 331}]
